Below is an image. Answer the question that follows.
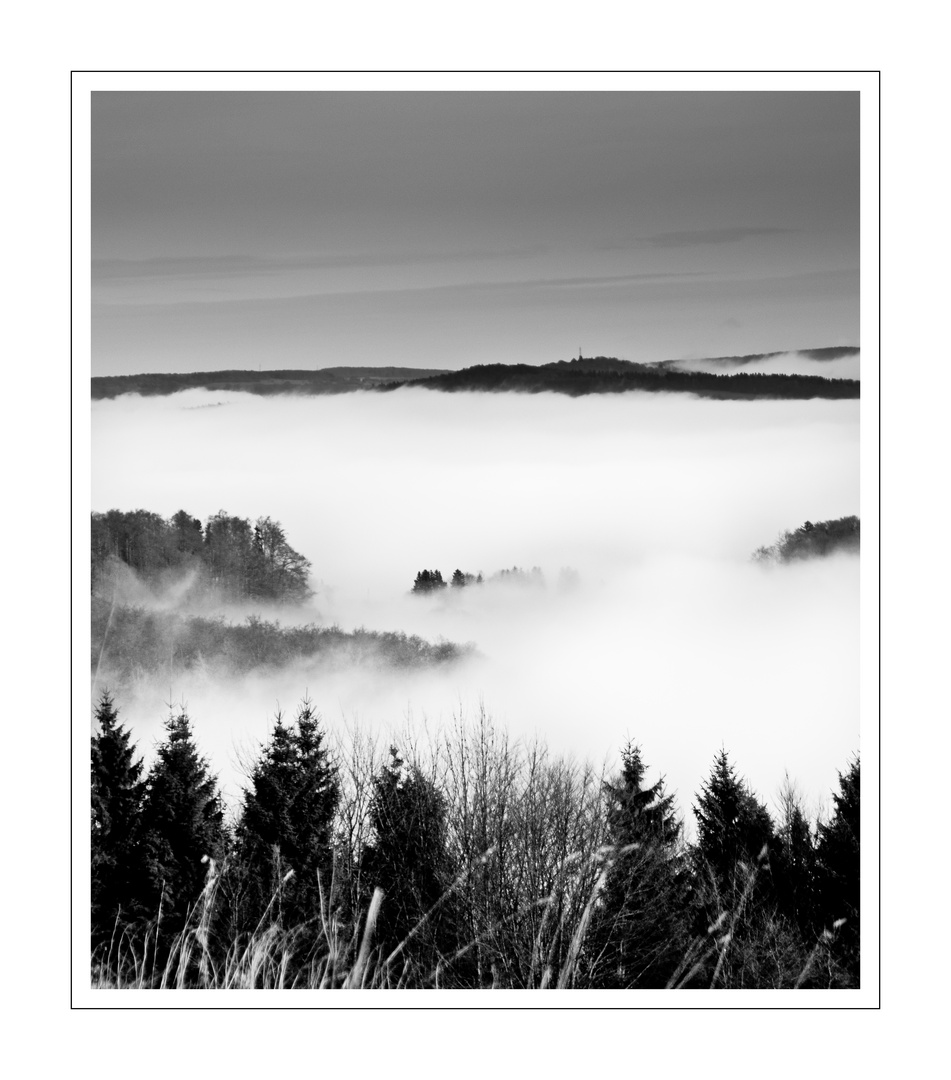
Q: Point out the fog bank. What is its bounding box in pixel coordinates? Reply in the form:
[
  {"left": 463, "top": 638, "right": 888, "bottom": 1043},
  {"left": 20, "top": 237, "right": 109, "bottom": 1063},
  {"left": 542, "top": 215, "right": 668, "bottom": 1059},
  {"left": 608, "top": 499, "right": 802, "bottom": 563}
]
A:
[
  {"left": 670, "top": 350, "right": 860, "bottom": 379},
  {"left": 91, "top": 386, "right": 860, "bottom": 819}
]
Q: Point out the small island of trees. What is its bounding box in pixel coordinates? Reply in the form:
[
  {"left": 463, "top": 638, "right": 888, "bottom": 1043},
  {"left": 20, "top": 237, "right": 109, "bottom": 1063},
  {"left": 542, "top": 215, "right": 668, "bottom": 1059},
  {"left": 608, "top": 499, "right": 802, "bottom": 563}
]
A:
[{"left": 754, "top": 516, "right": 860, "bottom": 563}]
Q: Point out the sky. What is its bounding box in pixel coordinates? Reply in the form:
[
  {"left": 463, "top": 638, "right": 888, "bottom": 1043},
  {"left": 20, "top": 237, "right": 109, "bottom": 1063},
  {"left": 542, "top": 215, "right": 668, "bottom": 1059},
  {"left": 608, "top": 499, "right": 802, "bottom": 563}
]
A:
[{"left": 91, "top": 91, "right": 859, "bottom": 375}]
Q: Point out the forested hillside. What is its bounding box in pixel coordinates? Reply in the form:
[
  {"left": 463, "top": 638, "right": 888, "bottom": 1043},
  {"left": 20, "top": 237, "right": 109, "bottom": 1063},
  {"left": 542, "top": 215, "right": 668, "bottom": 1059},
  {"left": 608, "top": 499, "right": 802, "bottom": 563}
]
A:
[
  {"left": 92, "top": 601, "right": 468, "bottom": 681},
  {"left": 381, "top": 358, "right": 859, "bottom": 400},
  {"left": 91, "top": 354, "right": 859, "bottom": 402},
  {"left": 754, "top": 517, "right": 860, "bottom": 562},
  {"left": 92, "top": 509, "right": 470, "bottom": 684},
  {"left": 92, "top": 508, "right": 313, "bottom": 605},
  {"left": 92, "top": 696, "right": 860, "bottom": 990},
  {"left": 91, "top": 366, "right": 451, "bottom": 400}
]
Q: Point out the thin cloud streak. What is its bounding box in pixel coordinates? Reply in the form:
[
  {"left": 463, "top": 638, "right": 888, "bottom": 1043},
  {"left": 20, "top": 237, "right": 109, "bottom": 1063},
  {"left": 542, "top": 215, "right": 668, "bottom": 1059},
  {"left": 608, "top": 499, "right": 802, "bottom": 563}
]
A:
[
  {"left": 92, "top": 245, "right": 550, "bottom": 282},
  {"left": 92, "top": 269, "right": 715, "bottom": 309},
  {"left": 593, "top": 226, "right": 798, "bottom": 252},
  {"left": 641, "top": 226, "right": 798, "bottom": 248},
  {"left": 93, "top": 266, "right": 853, "bottom": 312}
]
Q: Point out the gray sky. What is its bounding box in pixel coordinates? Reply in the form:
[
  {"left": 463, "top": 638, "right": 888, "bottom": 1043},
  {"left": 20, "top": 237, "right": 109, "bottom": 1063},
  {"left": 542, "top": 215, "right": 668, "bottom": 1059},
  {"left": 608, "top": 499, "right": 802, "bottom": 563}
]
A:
[{"left": 92, "top": 91, "right": 859, "bottom": 375}]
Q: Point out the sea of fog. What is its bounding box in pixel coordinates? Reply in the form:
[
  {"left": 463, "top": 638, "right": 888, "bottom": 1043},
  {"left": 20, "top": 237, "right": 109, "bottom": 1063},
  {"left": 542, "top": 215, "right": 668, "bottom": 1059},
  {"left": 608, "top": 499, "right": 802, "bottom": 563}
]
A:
[{"left": 90, "top": 386, "right": 860, "bottom": 825}]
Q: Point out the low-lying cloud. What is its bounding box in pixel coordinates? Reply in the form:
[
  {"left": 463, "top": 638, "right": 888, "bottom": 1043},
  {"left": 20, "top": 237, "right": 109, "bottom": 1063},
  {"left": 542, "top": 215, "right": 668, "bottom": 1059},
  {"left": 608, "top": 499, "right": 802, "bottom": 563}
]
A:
[
  {"left": 669, "top": 349, "right": 860, "bottom": 379},
  {"left": 90, "top": 386, "right": 860, "bottom": 821}
]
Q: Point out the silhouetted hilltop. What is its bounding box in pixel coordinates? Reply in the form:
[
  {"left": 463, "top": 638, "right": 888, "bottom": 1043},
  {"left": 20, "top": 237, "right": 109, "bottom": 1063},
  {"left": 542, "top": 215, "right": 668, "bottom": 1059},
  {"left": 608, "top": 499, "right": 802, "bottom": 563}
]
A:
[
  {"left": 92, "top": 351, "right": 859, "bottom": 401},
  {"left": 549, "top": 355, "right": 651, "bottom": 373},
  {"left": 381, "top": 361, "right": 859, "bottom": 400}
]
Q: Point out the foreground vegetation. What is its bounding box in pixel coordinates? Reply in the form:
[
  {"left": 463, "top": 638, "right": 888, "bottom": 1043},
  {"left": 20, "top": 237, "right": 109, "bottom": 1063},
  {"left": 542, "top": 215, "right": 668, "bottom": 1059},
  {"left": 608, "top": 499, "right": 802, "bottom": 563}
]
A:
[{"left": 92, "top": 696, "right": 860, "bottom": 990}]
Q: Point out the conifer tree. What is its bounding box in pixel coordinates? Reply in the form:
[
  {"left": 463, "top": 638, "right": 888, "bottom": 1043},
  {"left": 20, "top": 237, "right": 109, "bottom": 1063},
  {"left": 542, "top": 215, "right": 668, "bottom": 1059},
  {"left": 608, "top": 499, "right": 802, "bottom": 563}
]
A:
[
  {"left": 693, "top": 749, "right": 775, "bottom": 901},
  {"left": 816, "top": 756, "right": 860, "bottom": 983},
  {"left": 91, "top": 692, "right": 146, "bottom": 942},
  {"left": 139, "top": 708, "right": 225, "bottom": 928},
  {"left": 362, "top": 748, "right": 457, "bottom": 977},
  {"left": 586, "top": 743, "right": 687, "bottom": 988},
  {"left": 680, "top": 751, "right": 779, "bottom": 987},
  {"left": 236, "top": 699, "right": 339, "bottom": 927},
  {"left": 772, "top": 776, "right": 819, "bottom": 934}
]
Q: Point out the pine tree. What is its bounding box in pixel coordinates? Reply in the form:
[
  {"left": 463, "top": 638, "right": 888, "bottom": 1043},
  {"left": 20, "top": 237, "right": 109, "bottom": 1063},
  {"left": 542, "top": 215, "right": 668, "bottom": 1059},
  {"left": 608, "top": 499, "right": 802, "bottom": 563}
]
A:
[
  {"left": 771, "top": 775, "right": 819, "bottom": 934},
  {"left": 693, "top": 749, "right": 775, "bottom": 901},
  {"left": 139, "top": 708, "right": 225, "bottom": 928},
  {"left": 236, "top": 699, "right": 339, "bottom": 928},
  {"left": 816, "top": 756, "right": 860, "bottom": 984},
  {"left": 361, "top": 748, "right": 457, "bottom": 978},
  {"left": 586, "top": 743, "right": 688, "bottom": 988},
  {"left": 680, "top": 751, "right": 780, "bottom": 986},
  {"left": 91, "top": 692, "right": 146, "bottom": 943}
]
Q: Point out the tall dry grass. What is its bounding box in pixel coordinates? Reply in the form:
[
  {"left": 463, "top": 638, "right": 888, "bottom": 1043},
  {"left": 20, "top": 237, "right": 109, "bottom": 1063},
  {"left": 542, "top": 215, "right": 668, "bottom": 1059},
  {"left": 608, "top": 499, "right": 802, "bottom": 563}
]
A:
[{"left": 92, "top": 846, "right": 847, "bottom": 990}]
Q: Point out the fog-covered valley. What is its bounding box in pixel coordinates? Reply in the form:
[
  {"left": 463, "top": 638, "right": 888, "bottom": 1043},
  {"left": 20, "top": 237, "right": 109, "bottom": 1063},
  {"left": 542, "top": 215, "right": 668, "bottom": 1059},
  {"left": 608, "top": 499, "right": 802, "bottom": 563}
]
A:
[{"left": 91, "top": 384, "right": 859, "bottom": 820}]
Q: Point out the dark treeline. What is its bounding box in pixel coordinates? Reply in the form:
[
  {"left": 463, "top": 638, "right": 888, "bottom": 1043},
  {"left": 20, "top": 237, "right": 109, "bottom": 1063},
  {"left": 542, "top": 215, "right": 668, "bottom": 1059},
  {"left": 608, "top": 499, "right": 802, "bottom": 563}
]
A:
[
  {"left": 754, "top": 517, "right": 860, "bottom": 563},
  {"left": 92, "top": 696, "right": 860, "bottom": 990},
  {"left": 93, "top": 600, "right": 468, "bottom": 681},
  {"left": 90, "top": 352, "right": 858, "bottom": 402},
  {"left": 92, "top": 508, "right": 313, "bottom": 605},
  {"left": 380, "top": 358, "right": 859, "bottom": 400},
  {"left": 91, "top": 367, "right": 450, "bottom": 400},
  {"left": 91, "top": 511, "right": 471, "bottom": 686}
]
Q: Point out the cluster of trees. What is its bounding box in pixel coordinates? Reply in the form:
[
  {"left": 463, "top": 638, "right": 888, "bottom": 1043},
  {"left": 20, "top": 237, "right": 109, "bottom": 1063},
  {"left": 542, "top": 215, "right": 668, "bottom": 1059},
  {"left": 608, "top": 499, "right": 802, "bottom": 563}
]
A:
[
  {"left": 382, "top": 360, "right": 859, "bottom": 400},
  {"left": 490, "top": 566, "right": 545, "bottom": 586},
  {"left": 91, "top": 509, "right": 313, "bottom": 605},
  {"left": 411, "top": 570, "right": 450, "bottom": 593},
  {"left": 754, "top": 516, "right": 860, "bottom": 563},
  {"left": 92, "top": 697, "right": 860, "bottom": 989},
  {"left": 412, "top": 566, "right": 572, "bottom": 594},
  {"left": 92, "top": 601, "right": 468, "bottom": 684}
]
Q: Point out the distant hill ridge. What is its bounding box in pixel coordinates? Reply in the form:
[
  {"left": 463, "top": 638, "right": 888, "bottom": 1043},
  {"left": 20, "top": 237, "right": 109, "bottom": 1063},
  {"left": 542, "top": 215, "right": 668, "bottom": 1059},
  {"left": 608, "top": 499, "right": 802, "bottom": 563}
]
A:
[
  {"left": 91, "top": 348, "right": 860, "bottom": 402},
  {"left": 380, "top": 357, "right": 859, "bottom": 400},
  {"left": 91, "top": 366, "right": 451, "bottom": 400}
]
